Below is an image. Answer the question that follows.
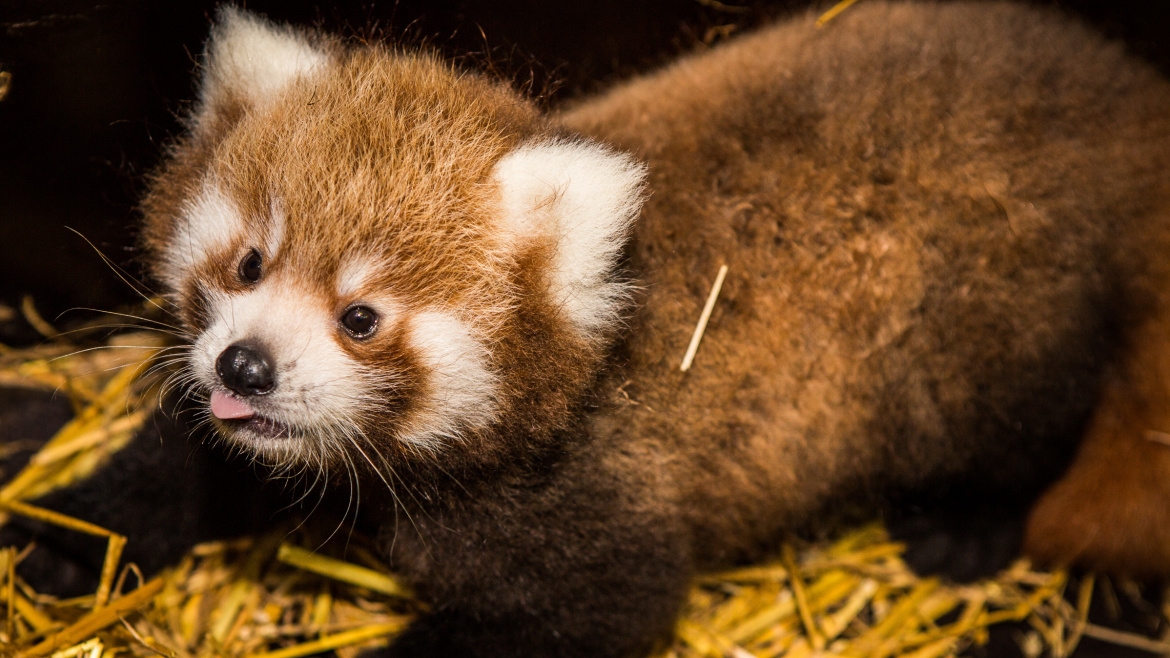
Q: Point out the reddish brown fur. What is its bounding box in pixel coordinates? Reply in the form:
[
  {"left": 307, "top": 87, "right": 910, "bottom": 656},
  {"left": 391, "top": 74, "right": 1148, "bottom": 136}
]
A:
[
  {"left": 1025, "top": 307, "right": 1170, "bottom": 577},
  {"left": 560, "top": 1, "right": 1170, "bottom": 566}
]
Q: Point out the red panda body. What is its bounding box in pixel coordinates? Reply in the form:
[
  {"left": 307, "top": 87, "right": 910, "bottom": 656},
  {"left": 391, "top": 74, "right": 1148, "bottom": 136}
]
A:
[{"left": 130, "top": 3, "right": 1170, "bottom": 656}]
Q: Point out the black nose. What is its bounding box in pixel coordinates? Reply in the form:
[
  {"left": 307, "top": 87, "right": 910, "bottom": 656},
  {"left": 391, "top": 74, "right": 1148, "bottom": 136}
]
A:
[{"left": 216, "top": 343, "right": 276, "bottom": 396}]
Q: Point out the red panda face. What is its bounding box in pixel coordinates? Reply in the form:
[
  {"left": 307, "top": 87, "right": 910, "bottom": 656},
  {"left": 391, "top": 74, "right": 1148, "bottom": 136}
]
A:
[{"left": 140, "top": 9, "right": 646, "bottom": 474}]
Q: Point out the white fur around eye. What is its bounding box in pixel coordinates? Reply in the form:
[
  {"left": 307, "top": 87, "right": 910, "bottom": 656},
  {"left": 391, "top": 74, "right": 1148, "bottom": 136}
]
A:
[
  {"left": 493, "top": 138, "right": 647, "bottom": 338},
  {"left": 336, "top": 255, "right": 389, "bottom": 300},
  {"left": 199, "top": 7, "right": 330, "bottom": 117},
  {"left": 163, "top": 183, "right": 244, "bottom": 291}
]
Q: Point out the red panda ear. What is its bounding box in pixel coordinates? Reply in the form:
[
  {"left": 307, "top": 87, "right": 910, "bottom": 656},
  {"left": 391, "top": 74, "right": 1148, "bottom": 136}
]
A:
[
  {"left": 494, "top": 138, "right": 648, "bottom": 337},
  {"left": 193, "top": 7, "right": 333, "bottom": 133}
]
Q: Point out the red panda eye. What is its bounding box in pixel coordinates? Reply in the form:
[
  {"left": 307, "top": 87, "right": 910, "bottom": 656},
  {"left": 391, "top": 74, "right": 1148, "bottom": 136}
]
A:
[
  {"left": 238, "top": 249, "right": 262, "bottom": 283},
  {"left": 342, "top": 306, "right": 378, "bottom": 338}
]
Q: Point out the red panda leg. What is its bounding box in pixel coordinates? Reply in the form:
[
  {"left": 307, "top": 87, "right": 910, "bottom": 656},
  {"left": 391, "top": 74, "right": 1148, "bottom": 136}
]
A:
[{"left": 1024, "top": 316, "right": 1170, "bottom": 576}]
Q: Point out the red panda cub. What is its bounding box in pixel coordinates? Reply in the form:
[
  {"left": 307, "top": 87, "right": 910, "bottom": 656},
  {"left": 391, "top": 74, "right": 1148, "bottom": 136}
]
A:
[{"left": 139, "top": 3, "right": 1170, "bottom": 656}]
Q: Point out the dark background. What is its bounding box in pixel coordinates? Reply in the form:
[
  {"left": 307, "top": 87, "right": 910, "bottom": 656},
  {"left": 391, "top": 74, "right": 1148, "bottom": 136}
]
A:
[{"left": 0, "top": 0, "right": 1168, "bottom": 342}]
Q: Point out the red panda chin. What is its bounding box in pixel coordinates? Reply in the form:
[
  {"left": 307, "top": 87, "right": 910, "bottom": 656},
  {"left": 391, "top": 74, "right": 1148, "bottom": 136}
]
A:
[{"left": 216, "top": 415, "right": 290, "bottom": 442}]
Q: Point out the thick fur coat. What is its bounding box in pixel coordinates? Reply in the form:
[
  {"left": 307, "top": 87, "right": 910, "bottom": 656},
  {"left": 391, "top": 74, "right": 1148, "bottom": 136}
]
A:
[{"left": 4, "top": 3, "right": 1170, "bottom": 657}]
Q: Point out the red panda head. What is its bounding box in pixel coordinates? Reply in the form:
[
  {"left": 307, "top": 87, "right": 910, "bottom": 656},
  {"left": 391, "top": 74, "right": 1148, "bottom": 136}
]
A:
[{"left": 141, "top": 9, "right": 646, "bottom": 475}]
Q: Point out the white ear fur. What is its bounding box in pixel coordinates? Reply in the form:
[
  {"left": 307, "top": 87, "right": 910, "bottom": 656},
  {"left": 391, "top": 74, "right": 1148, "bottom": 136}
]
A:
[
  {"left": 198, "top": 7, "right": 330, "bottom": 119},
  {"left": 494, "top": 139, "right": 647, "bottom": 336}
]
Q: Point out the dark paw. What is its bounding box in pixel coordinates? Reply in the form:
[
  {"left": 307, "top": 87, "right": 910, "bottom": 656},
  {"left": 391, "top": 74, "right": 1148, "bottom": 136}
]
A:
[
  {"left": 889, "top": 504, "right": 1025, "bottom": 582},
  {"left": 0, "top": 387, "right": 99, "bottom": 596},
  {"left": 0, "top": 387, "right": 74, "bottom": 478},
  {"left": 362, "top": 612, "right": 500, "bottom": 658},
  {"left": 364, "top": 609, "right": 626, "bottom": 658},
  {"left": 0, "top": 517, "right": 107, "bottom": 597}
]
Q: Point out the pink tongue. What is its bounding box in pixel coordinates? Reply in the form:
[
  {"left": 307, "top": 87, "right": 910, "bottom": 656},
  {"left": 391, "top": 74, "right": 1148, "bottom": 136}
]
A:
[{"left": 211, "top": 390, "right": 255, "bottom": 420}]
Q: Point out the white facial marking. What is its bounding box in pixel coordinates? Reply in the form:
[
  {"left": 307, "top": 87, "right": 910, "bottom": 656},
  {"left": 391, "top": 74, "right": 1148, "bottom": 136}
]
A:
[
  {"left": 493, "top": 138, "right": 647, "bottom": 337},
  {"left": 201, "top": 8, "right": 330, "bottom": 114},
  {"left": 193, "top": 265, "right": 498, "bottom": 465},
  {"left": 266, "top": 198, "right": 287, "bottom": 261},
  {"left": 164, "top": 183, "right": 244, "bottom": 292},
  {"left": 399, "top": 310, "right": 498, "bottom": 451},
  {"left": 336, "top": 255, "right": 387, "bottom": 300},
  {"left": 192, "top": 274, "right": 374, "bottom": 463}
]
